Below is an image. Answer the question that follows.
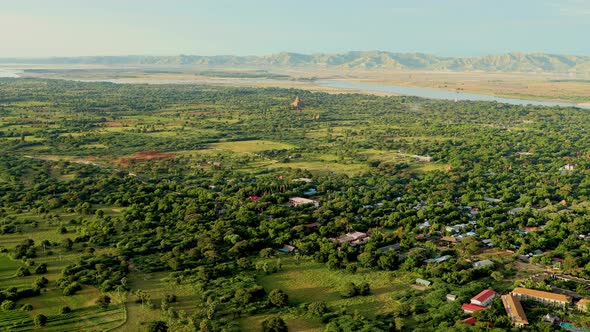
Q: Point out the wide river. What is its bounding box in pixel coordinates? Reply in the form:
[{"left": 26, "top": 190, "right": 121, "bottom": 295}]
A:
[
  {"left": 317, "top": 79, "right": 590, "bottom": 109},
  {"left": 0, "top": 69, "right": 22, "bottom": 78}
]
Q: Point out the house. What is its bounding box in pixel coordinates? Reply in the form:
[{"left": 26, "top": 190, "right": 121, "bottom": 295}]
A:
[
  {"left": 446, "top": 294, "right": 457, "bottom": 302},
  {"left": 543, "top": 314, "right": 558, "bottom": 324},
  {"left": 426, "top": 255, "right": 452, "bottom": 264},
  {"left": 576, "top": 298, "right": 590, "bottom": 312},
  {"left": 293, "top": 177, "right": 312, "bottom": 183},
  {"left": 332, "top": 231, "right": 369, "bottom": 247},
  {"left": 415, "top": 156, "right": 433, "bottom": 162},
  {"left": 289, "top": 197, "right": 320, "bottom": 208},
  {"left": 481, "top": 239, "right": 494, "bottom": 247},
  {"left": 461, "top": 317, "right": 477, "bottom": 326},
  {"left": 303, "top": 188, "right": 317, "bottom": 196},
  {"left": 471, "top": 289, "right": 498, "bottom": 307},
  {"left": 304, "top": 222, "right": 320, "bottom": 229},
  {"left": 278, "top": 244, "right": 297, "bottom": 253},
  {"left": 523, "top": 226, "right": 541, "bottom": 233},
  {"left": 501, "top": 293, "right": 529, "bottom": 327},
  {"left": 473, "top": 260, "right": 494, "bottom": 269},
  {"left": 418, "top": 220, "right": 431, "bottom": 230},
  {"left": 415, "top": 278, "right": 431, "bottom": 287},
  {"left": 440, "top": 236, "right": 459, "bottom": 244},
  {"left": 484, "top": 197, "right": 501, "bottom": 203},
  {"left": 468, "top": 208, "right": 480, "bottom": 217},
  {"left": 552, "top": 257, "right": 564, "bottom": 269},
  {"left": 511, "top": 288, "right": 572, "bottom": 307},
  {"left": 508, "top": 207, "right": 523, "bottom": 215},
  {"left": 377, "top": 243, "right": 400, "bottom": 252},
  {"left": 560, "top": 163, "right": 575, "bottom": 171},
  {"left": 461, "top": 303, "right": 486, "bottom": 313},
  {"left": 247, "top": 196, "right": 260, "bottom": 201}
]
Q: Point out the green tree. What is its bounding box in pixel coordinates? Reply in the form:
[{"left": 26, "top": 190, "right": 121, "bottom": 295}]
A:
[
  {"left": 261, "top": 316, "right": 288, "bottom": 332},
  {"left": 33, "top": 314, "right": 48, "bottom": 327},
  {"left": 1, "top": 300, "right": 15, "bottom": 310},
  {"left": 308, "top": 301, "right": 328, "bottom": 316},
  {"left": 96, "top": 295, "right": 111, "bottom": 308},
  {"left": 268, "top": 289, "right": 289, "bottom": 307},
  {"left": 147, "top": 321, "right": 168, "bottom": 332}
]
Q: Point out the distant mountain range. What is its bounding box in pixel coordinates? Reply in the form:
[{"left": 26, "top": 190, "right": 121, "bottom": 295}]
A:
[{"left": 2, "top": 51, "right": 590, "bottom": 74}]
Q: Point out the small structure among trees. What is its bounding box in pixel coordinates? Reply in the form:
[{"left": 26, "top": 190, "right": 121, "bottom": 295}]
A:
[{"left": 290, "top": 96, "right": 304, "bottom": 109}]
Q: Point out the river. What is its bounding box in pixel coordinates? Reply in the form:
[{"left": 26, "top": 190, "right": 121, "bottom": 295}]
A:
[
  {"left": 0, "top": 69, "right": 22, "bottom": 78},
  {"left": 317, "top": 79, "right": 590, "bottom": 109}
]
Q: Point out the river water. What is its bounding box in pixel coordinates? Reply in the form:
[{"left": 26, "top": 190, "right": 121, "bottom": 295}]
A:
[
  {"left": 0, "top": 69, "right": 22, "bottom": 78},
  {"left": 317, "top": 79, "right": 590, "bottom": 109}
]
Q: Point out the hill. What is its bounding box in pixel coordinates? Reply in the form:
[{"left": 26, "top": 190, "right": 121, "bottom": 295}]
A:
[{"left": 1, "top": 51, "right": 590, "bottom": 74}]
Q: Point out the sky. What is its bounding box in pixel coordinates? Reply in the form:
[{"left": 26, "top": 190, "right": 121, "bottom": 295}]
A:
[{"left": 1, "top": 0, "right": 589, "bottom": 58}]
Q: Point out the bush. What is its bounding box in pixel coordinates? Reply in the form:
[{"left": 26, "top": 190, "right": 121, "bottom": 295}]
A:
[
  {"left": 268, "top": 289, "right": 289, "bottom": 307},
  {"left": 147, "top": 320, "right": 168, "bottom": 332},
  {"left": 261, "top": 316, "right": 288, "bottom": 332},
  {"left": 35, "top": 263, "right": 48, "bottom": 274},
  {"left": 60, "top": 306, "right": 72, "bottom": 314},
  {"left": 21, "top": 304, "right": 33, "bottom": 311},
  {"left": 33, "top": 314, "right": 48, "bottom": 327},
  {"left": 308, "top": 301, "right": 328, "bottom": 316},
  {"left": 340, "top": 282, "right": 359, "bottom": 298},
  {"left": 1, "top": 300, "right": 16, "bottom": 310},
  {"left": 358, "top": 282, "right": 370, "bottom": 295},
  {"left": 16, "top": 267, "right": 31, "bottom": 277},
  {"left": 96, "top": 294, "right": 111, "bottom": 308}
]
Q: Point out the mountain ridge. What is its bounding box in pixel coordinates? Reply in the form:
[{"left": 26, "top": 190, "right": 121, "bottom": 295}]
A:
[{"left": 2, "top": 51, "right": 590, "bottom": 74}]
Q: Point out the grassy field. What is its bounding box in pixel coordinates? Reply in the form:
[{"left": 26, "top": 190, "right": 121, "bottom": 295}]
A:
[
  {"left": 239, "top": 313, "right": 324, "bottom": 332},
  {"left": 113, "top": 271, "right": 204, "bottom": 332},
  {"left": 0, "top": 304, "right": 126, "bottom": 332},
  {"left": 0, "top": 255, "right": 23, "bottom": 279},
  {"left": 207, "top": 140, "right": 296, "bottom": 153},
  {"left": 257, "top": 257, "right": 416, "bottom": 319}
]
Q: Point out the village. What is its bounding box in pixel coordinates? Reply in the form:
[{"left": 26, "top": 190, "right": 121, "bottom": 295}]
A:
[{"left": 268, "top": 172, "right": 590, "bottom": 330}]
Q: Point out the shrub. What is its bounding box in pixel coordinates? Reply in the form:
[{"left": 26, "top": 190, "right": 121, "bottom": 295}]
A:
[
  {"left": 308, "top": 301, "right": 328, "bottom": 316},
  {"left": 33, "top": 314, "right": 48, "bottom": 327},
  {"left": 21, "top": 304, "right": 33, "bottom": 311},
  {"left": 96, "top": 294, "right": 111, "bottom": 308},
  {"left": 340, "top": 282, "right": 359, "bottom": 298},
  {"left": 16, "top": 267, "right": 31, "bottom": 277},
  {"left": 261, "top": 316, "right": 288, "bottom": 332},
  {"left": 35, "top": 263, "right": 48, "bottom": 274},
  {"left": 268, "top": 289, "right": 288, "bottom": 307},
  {"left": 60, "top": 306, "right": 72, "bottom": 314},
  {"left": 147, "top": 320, "right": 168, "bottom": 332},
  {"left": 1, "top": 300, "right": 16, "bottom": 310}
]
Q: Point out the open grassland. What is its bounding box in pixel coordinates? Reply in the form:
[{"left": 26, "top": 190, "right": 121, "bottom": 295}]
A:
[
  {"left": 240, "top": 313, "right": 324, "bottom": 332},
  {"left": 207, "top": 140, "right": 295, "bottom": 153},
  {"left": 0, "top": 255, "right": 23, "bottom": 279},
  {"left": 0, "top": 304, "right": 125, "bottom": 332},
  {"left": 113, "top": 271, "right": 202, "bottom": 332},
  {"left": 257, "top": 257, "right": 416, "bottom": 319}
]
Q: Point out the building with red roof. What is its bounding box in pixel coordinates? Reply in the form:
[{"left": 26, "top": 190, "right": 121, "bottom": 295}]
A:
[
  {"left": 462, "top": 303, "right": 486, "bottom": 313},
  {"left": 471, "top": 289, "right": 498, "bottom": 307},
  {"left": 462, "top": 317, "right": 477, "bottom": 325}
]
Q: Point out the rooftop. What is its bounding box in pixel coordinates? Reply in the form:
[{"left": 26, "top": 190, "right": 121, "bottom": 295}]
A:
[
  {"left": 501, "top": 293, "right": 529, "bottom": 326},
  {"left": 472, "top": 289, "right": 498, "bottom": 303},
  {"left": 461, "top": 303, "right": 486, "bottom": 312},
  {"left": 512, "top": 288, "right": 571, "bottom": 303},
  {"left": 462, "top": 317, "right": 477, "bottom": 326}
]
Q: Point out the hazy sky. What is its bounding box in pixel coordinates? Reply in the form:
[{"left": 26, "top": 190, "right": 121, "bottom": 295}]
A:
[{"left": 1, "top": 0, "right": 589, "bottom": 57}]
